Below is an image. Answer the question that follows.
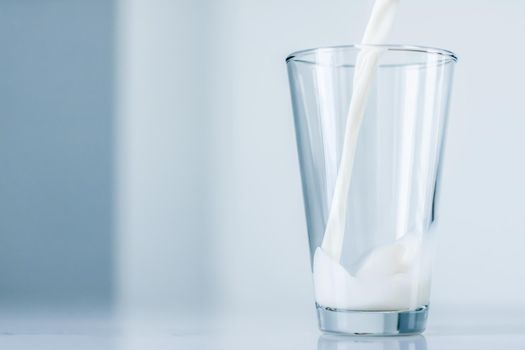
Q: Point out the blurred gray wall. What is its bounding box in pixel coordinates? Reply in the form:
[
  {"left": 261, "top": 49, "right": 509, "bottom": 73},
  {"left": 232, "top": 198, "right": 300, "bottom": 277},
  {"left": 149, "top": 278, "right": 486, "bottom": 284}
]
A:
[
  {"left": 0, "top": 0, "right": 114, "bottom": 307},
  {"left": 115, "top": 0, "right": 215, "bottom": 318}
]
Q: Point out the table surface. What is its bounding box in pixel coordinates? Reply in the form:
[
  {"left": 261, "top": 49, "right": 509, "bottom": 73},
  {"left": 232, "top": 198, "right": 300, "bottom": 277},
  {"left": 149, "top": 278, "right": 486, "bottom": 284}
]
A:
[{"left": 0, "top": 307, "right": 523, "bottom": 349}]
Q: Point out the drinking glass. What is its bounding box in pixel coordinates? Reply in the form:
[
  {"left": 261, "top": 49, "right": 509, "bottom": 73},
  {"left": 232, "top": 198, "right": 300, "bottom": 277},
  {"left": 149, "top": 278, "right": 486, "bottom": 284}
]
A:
[{"left": 286, "top": 45, "right": 457, "bottom": 335}]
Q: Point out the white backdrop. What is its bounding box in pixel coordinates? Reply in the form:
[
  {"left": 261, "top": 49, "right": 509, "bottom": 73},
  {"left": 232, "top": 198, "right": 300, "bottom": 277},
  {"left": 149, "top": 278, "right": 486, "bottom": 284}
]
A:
[
  {"left": 116, "top": 0, "right": 525, "bottom": 318},
  {"left": 201, "top": 0, "right": 525, "bottom": 317},
  {"left": 2, "top": 0, "right": 523, "bottom": 325}
]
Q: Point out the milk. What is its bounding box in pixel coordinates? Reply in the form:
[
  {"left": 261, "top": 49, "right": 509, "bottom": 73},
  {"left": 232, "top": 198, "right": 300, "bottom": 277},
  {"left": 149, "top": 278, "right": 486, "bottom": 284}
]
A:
[
  {"left": 321, "top": 0, "right": 400, "bottom": 263},
  {"left": 314, "top": 236, "right": 432, "bottom": 311},
  {"left": 313, "top": 0, "right": 431, "bottom": 310}
]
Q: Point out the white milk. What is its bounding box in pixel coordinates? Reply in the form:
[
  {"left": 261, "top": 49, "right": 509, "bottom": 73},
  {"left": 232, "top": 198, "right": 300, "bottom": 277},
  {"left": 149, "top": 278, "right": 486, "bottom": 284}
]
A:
[
  {"left": 321, "top": 0, "right": 400, "bottom": 264},
  {"left": 314, "top": 236, "right": 432, "bottom": 311},
  {"left": 313, "top": 0, "right": 431, "bottom": 310}
]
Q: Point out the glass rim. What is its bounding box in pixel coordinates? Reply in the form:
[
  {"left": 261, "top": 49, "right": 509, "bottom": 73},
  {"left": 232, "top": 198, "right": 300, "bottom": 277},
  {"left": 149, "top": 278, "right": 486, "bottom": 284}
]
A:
[{"left": 285, "top": 44, "right": 458, "bottom": 64}]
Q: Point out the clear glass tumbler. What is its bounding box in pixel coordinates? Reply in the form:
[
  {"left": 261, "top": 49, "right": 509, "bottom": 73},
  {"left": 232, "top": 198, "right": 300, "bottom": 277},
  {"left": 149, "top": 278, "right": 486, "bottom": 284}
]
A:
[{"left": 286, "top": 45, "right": 457, "bottom": 335}]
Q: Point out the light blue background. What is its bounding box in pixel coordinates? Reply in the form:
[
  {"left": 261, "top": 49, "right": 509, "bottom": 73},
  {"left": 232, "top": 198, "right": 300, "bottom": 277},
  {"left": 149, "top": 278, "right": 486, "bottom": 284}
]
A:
[
  {"left": 0, "top": 0, "right": 523, "bottom": 320},
  {"left": 0, "top": 0, "right": 114, "bottom": 307}
]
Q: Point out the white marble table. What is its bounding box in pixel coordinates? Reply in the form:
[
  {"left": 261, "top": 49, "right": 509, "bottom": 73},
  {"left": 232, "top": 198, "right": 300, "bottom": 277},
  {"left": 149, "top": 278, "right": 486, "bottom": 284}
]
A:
[{"left": 0, "top": 307, "right": 523, "bottom": 349}]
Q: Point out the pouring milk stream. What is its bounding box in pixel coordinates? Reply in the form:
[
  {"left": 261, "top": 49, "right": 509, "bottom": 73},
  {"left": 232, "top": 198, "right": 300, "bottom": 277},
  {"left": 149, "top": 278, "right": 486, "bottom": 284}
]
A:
[{"left": 313, "top": 0, "right": 431, "bottom": 311}]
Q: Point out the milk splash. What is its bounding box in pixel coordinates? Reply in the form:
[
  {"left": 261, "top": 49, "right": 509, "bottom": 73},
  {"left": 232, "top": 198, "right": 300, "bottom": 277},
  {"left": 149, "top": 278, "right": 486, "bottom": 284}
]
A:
[{"left": 313, "top": 0, "right": 431, "bottom": 311}]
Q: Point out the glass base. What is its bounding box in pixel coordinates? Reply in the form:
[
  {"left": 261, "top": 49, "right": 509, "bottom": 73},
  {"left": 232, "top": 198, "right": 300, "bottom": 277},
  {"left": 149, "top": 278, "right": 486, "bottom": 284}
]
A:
[{"left": 316, "top": 304, "right": 429, "bottom": 336}]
